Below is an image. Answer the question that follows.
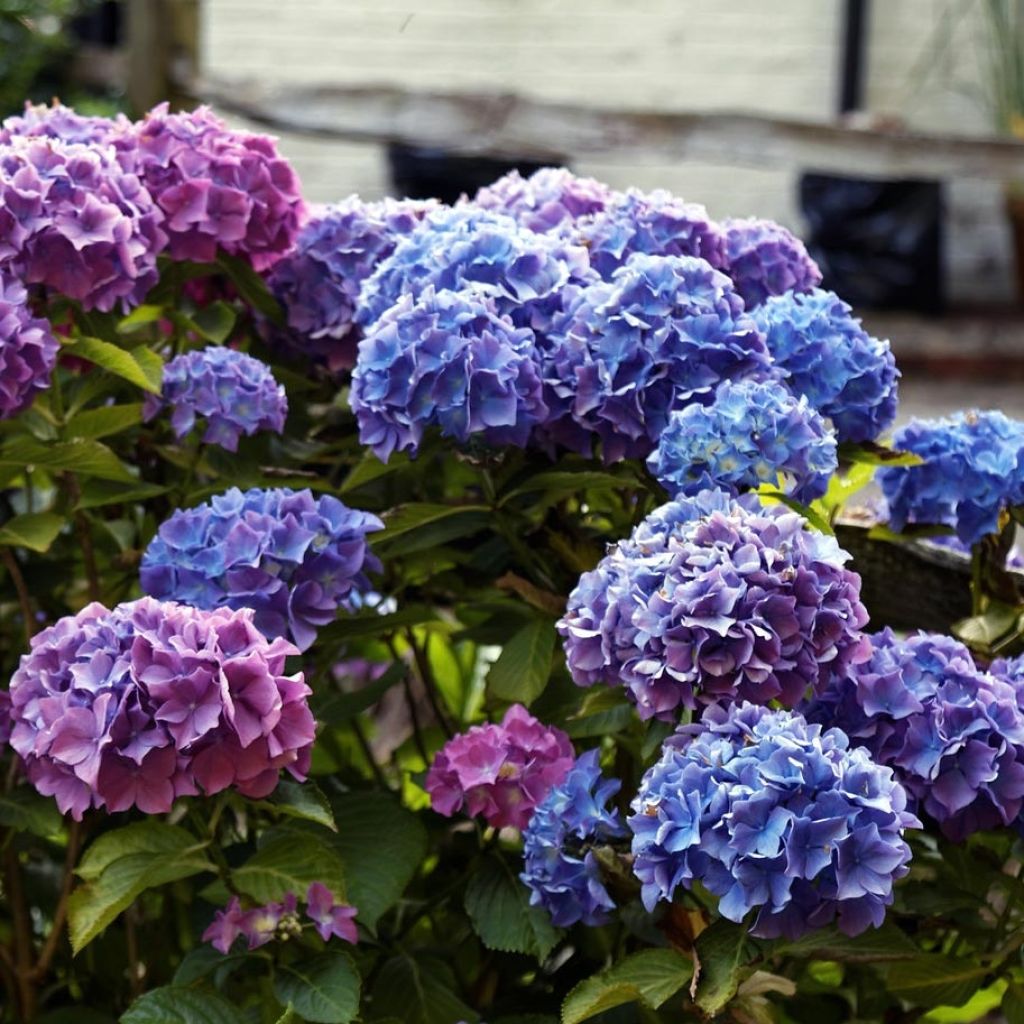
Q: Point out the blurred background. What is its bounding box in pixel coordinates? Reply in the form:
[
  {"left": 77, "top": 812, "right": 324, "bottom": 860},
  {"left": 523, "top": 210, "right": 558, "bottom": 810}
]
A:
[{"left": 9, "top": 0, "right": 1024, "bottom": 418}]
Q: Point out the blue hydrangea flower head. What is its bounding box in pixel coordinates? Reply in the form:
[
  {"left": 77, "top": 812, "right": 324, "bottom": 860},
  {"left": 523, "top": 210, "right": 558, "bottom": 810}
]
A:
[
  {"left": 647, "top": 378, "right": 837, "bottom": 503},
  {"left": 805, "top": 629, "right": 1024, "bottom": 842},
  {"left": 878, "top": 410, "right": 1024, "bottom": 546},
  {"left": 630, "top": 702, "right": 916, "bottom": 939},
  {"left": 140, "top": 487, "right": 383, "bottom": 651},
  {"left": 143, "top": 346, "right": 288, "bottom": 452},
  {"left": 350, "top": 286, "right": 547, "bottom": 460},
  {"left": 558, "top": 491, "right": 870, "bottom": 718},
  {"left": 539, "top": 253, "right": 773, "bottom": 463},
  {"left": 521, "top": 749, "right": 627, "bottom": 927},
  {"left": 721, "top": 217, "right": 822, "bottom": 309}
]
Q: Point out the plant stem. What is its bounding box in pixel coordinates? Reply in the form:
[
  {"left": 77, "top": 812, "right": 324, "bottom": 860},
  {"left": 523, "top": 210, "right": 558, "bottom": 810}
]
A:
[
  {"left": 1, "top": 547, "right": 35, "bottom": 647},
  {"left": 4, "top": 848, "right": 36, "bottom": 1023},
  {"left": 350, "top": 716, "right": 392, "bottom": 791},
  {"left": 30, "top": 819, "right": 84, "bottom": 983},
  {"left": 386, "top": 637, "right": 430, "bottom": 765},
  {"left": 63, "top": 474, "right": 101, "bottom": 601},
  {"left": 405, "top": 629, "right": 455, "bottom": 738}
]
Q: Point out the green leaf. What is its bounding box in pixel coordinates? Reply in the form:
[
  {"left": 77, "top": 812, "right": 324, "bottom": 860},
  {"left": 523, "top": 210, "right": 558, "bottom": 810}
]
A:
[
  {"left": 501, "top": 469, "right": 632, "bottom": 503},
  {"left": 1004, "top": 983, "right": 1024, "bottom": 1024},
  {"left": 887, "top": 956, "right": 989, "bottom": 1008},
  {"left": 0, "top": 511, "right": 65, "bottom": 552},
  {"left": 76, "top": 821, "right": 204, "bottom": 881},
  {"left": 840, "top": 441, "right": 923, "bottom": 466},
  {"left": 925, "top": 981, "right": 1006, "bottom": 1023},
  {"left": 370, "top": 955, "right": 479, "bottom": 1024},
  {"left": 758, "top": 490, "right": 834, "bottom": 535},
  {"left": 64, "top": 403, "right": 143, "bottom": 441},
  {"left": 173, "top": 946, "right": 251, "bottom": 986},
  {"left": 0, "top": 787, "right": 63, "bottom": 837},
  {"left": 121, "top": 986, "right": 247, "bottom": 1024},
  {"left": 338, "top": 449, "right": 407, "bottom": 494},
  {"left": 0, "top": 437, "right": 136, "bottom": 482},
  {"left": 65, "top": 335, "right": 162, "bottom": 394},
  {"left": 190, "top": 302, "right": 238, "bottom": 344},
  {"left": 376, "top": 502, "right": 490, "bottom": 556},
  {"left": 233, "top": 828, "right": 346, "bottom": 904},
  {"left": 262, "top": 779, "right": 337, "bottom": 831},
  {"left": 313, "top": 661, "right": 406, "bottom": 726},
  {"left": 774, "top": 922, "right": 918, "bottom": 962},
  {"left": 486, "top": 618, "right": 556, "bottom": 706},
  {"left": 561, "top": 948, "right": 692, "bottom": 1024},
  {"left": 954, "top": 603, "right": 1021, "bottom": 651},
  {"left": 74, "top": 479, "right": 169, "bottom": 511},
  {"left": 132, "top": 347, "right": 165, "bottom": 392},
  {"left": 117, "top": 304, "right": 164, "bottom": 332},
  {"left": 273, "top": 952, "right": 360, "bottom": 1024},
  {"left": 217, "top": 252, "right": 284, "bottom": 325},
  {"left": 692, "top": 918, "right": 748, "bottom": 1017},
  {"left": 316, "top": 605, "right": 436, "bottom": 646},
  {"left": 464, "top": 855, "right": 559, "bottom": 959},
  {"left": 565, "top": 689, "right": 635, "bottom": 739}
]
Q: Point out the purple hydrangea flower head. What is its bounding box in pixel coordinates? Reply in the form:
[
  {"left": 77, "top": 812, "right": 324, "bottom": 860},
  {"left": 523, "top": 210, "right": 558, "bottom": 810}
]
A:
[
  {"left": 558, "top": 491, "right": 871, "bottom": 719},
  {"left": 143, "top": 346, "right": 288, "bottom": 452},
  {"left": 576, "top": 187, "right": 726, "bottom": 279},
  {"left": 647, "top": 378, "right": 837, "bottom": 503},
  {"left": 133, "top": 103, "right": 304, "bottom": 270},
  {"left": 721, "top": 217, "right": 822, "bottom": 309},
  {"left": 877, "top": 410, "right": 1024, "bottom": 546},
  {"left": 539, "top": 253, "right": 772, "bottom": 463},
  {"left": 520, "top": 749, "right": 627, "bottom": 927},
  {"left": 267, "top": 196, "right": 438, "bottom": 373},
  {"left": 350, "top": 286, "right": 548, "bottom": 460},
  {"left": 472, "top": 167, "right": 614, "bottom": 235},
  {"left": 0, "top": 135, "right": 167, "bottom": 312},
  {"left": 0, "top": 101, "right": 132, "bottom": 149},
  {"left": 7, "top": 598, "right": 315, "bottom": 819},
  {"left": 202, "top": 896, "right": 247, "bottom": 953},
  {"left": 0, "top": 274, "right": 58, "bottom": 418},
  {"left": 140, "top": 486, "right": 383, "bottom": 652},
  {"left": 305, "top": 883, "right": 358, "bottom": 944},
  {"left": 630, "top": 703, "right": 916, "bottom": 939},
  {"left": 805, "top": 629, "right": 1024, "bottom": 842},
  {"left": 753, "top": 289, "right": 898, "bottom": 444},
  {"left": 426, "top": 703, "right": 575, "bottom": 831}
]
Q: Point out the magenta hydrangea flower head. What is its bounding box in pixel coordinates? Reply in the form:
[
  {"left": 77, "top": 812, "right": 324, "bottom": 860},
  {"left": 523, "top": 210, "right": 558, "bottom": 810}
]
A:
[
  {"left": 7, "top": 598, "right": 315, "bottom": 819},
  {"left": 805, "top": 629, "right": 1024, "bottom": 842},
  {"left": 558, "top": 491, "right": 871, "bottom": 720},
  {"left": 0, "top": 135, "right": 167, "bottom": 312},
  {"left": 132, "top": 103, "right": 304, "bottom": 270},
  {"left": 351, "top": 286, "right": 548, "bottom": 460},
  {"left": 0, "top": 274, "right": 58, "bottom": 419},
  {"left": 630, "top": 703, "right": 916, "bottom": 939},
  {"left": 267, "top": 196, "right": 438, "bottom": 373},
  {"left": 140, "top": 487, "right": 383, "bottom": 651},
  {"left": 721, "top": 217, "right": 822, "bottom": 309},
  {"left": 143, "top": 346, "right": 288, "bottom": 452},
  {"left": 426, "top": 704, "right": 575, "bottom": 831},
  {"left": 539, "top": 252, "right": 772, "bottom": 463},
  {"left": 472, "top": 167, "right": 614, "bottom": 235}
]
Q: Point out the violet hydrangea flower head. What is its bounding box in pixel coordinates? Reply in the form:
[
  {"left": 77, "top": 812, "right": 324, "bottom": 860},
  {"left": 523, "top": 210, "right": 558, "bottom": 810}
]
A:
[
  {"left": 0, "top": 274, "right": 58, "bottom": 419},
  {"left": 426, "top": 703, "right": 575, "bottom": 831},
  {"left": 350, "top": 286, "right": 548, "bottom": 460},
  {"left": 877, "top": 410, "right": 1024, "bottom": 547},
  {"left": 558, "top": 491, "right": 871, "bottom": 719},
  {"left": 140, "top": 486, "right": 383, "bottom": 652},
  {"left": 143, "top": 346, "right": 288, "bottom": 452},
  {"left": 305, "top": 883, "right": 358, "bottom": 944},
  {"left": 721, "top": 217, "right": 822, "bottom": 309},
  {"left": 0, "top": 101, "right": 132, "bottom": 149},
  {"left": 539, "top": 252, "right": 773, "bottom": 463},
  {"left": 267, "top": 195, "right": 438, "bottom": 373},
  {"left": 520, "top": 749, "right": 627, "bottom": 927},
  {"left": 630, "top": 702, "right": 916, "bottom": 939},
  {"left": 804, "top": 629, "right": 1024, "bottom": 842},
  {"left": 753, "top": 288, "right": 898, "bottom": 444},
  {"left": 647, "top": 377, "right": 838, "bottom": 504},
  {"left": 7, "top": 597, "right": 315, "bottom": 819},
  {"left": 132, "top": 103, "right": 304, "bottom": 270}
]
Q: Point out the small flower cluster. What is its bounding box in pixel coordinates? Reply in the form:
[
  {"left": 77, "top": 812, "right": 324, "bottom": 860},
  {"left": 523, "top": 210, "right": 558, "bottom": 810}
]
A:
[
  {"left": 140, "top": 487, "right": 383, "bottom": 652},
  {"left": 754, "top": 289, "right": 898, "bottom": 444},
  {"left": 878, "top": 410, "right": 1024, "bottom": 546},
  {"left": 804, "top": 629, "right": 1024, "bottom": 841},
  {"left": 558, "top": 491, "right": 870, "bottom": 718},
  {"left": 426, "top": 704, "right": 574, "bottom": 830},
  {"left": 268, "top": 196, "right": 438, "bottom": 372},
  {"left": 473, "top": 167, "right": 613, "bottom": 236},
  {"left": 203, "top": 883, "right": 357, "bottom": 953},
  {"left": 721, "top": 217, "right": 822, "bottom": 310},
  {"left": 143, "top": 346, "right": 288, "bottom": 452},
  {"left": 630, "top": 703, "right": 916, "bottom": 939},
  {"left": 647, "top": 377, "right": 837, "bottom": 503},
  {"left": 6, "top": 598, "right": 314, "bottom": 819},
  {"left": 521, "top": 749, "right": 626, "bottom": 927},
  {"left": 0, "top": 274, "right": 58, "bottom": 419}
]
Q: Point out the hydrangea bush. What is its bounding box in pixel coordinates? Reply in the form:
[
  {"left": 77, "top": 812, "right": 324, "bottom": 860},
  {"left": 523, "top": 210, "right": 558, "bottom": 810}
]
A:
[{"left": 2, "top": 100, "right": 1024, "bottom": 1024}]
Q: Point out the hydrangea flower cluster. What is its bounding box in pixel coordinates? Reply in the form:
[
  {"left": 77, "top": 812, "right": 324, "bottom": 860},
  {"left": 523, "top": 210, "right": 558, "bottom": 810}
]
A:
[
  {"left": 0, "top": 101, "right": 129, "bottom": 149},
  {"left": 521, "top": 749, "right": 627, "bottom": 927},
  {"left": 6, "top": 598, "right": 314, "bottom": 819},
  {"left": 426, "top": 704, "right": 574, "bottom": 830},
  {"left": 753, "top": 289, "right": 898, "bottom": 444},
  {"left": 350, "top": 287, "right": 547, "bottom": 460},
  {"left": 804, "top": 629, "right": 1024, "bottom": 841},
  {"left": 143, "top": 346, "right": 288, "bottom": 452},
  {"left": 539, "top": 253, "right": 772, "bottom": 463},
  {"left": 0, "top": 274, "right": 58, "bottom": 418},
  {"left": 558, "top": 491, "right": 870, "bottom": 719},
  {"left": 721, "top": 217, "right": 823, "bottom": 309},
  {"left": 647, "top": 378, "right": 837, "bottom": 503},
  {"left": 133, "top": 104, "right": 304, "bottom": 270},
  {"left": 268, "top": 196, "right": 438, "bottom": 372},
  {"left": 473, "top": 167, "right": 613, "bottom": 235},
  {"left": 877, "top": 411, "right": 1024, "bottom": 546},
  {"left": 140, "top": 487, "right": 382, "bottom": 652},
  {"left": 630, "top": 703, "right": 916, "bottom": 939}
]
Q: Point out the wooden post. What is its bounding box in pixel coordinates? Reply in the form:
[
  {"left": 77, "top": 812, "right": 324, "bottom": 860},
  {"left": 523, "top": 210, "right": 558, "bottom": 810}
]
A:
[{"left": 125, "top": 0, "right": 199, "bottom": 115}]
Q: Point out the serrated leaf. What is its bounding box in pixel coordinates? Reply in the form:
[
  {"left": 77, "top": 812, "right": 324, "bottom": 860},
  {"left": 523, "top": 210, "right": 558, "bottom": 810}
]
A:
[
  {"left": 233, "top": 828, "right": 346, "bottom": 904},
  {"left": 0, "top": 511, "right": 65, "bottom": 552},
  {"left": 65, "top": 403, "right": 143, "bottom": 441},
  {"left": 117, "top": 304, "right": 164, "bottom": 332},
  {"left": 486, "top": 618, "right": 556, "bottom": 706},
  {"left": 501, "top": 469, "right": 631, "bottom": 503},
  {"left": 74, "top": 479, "right": 169, "bottom": 511},
  {"left": 172, "top": 946, "right": 251, "bottom": 986},
  {"left": 77, "top": 821, "right": 205, "bottom": 881},
  {"left": 370, "top": 955, "right": 479, "bottom": 1024},
  {"left": 0, "top": 787, "right": 63, "bottom": 836},
  {"left": 273, "top": 952, "right": 360, "bottom": 1024},
  {"left": 376, "top": 502, "right": 489, "bottom": 556},
  {"left": 262, "top": 779, "right": 337, "bottom": 831},
  {"left": 774, "top": 922, "right": 918, "bottom": 962},
  {"left": 0, "top": 437, "right": 136, "bottom": 482},
  {"left": 65, "top": 336, "right": 162, "bottom": 394},
  {"left": 190, "top": 302, "right": 238, "bottom": 344},
  {"left": 121, "top": 986, "right": 247, "bottom": 1024},
  {"left": 887, "top": 957, "right": 988, "bottom": 1008},
  {"left": 338, "top": 449, "right": 407, "bottom": 494},
  {"left": 692, "top": 918, "right": 748, "bottom": 1017}
]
